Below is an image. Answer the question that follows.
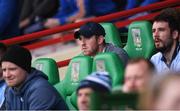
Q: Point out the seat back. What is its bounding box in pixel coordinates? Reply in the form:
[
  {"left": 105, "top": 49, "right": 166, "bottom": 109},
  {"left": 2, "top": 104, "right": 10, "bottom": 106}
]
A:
[
  {"left": 124, "top": 21, "right": 155, "bottom": 59},
  {"left": 54, "top": 56, "right": 93, "bottom": 109},
  {"left": 32, "top": 58, "right": 59, "bottom": 85},
  {"left": 101, "top": 22, "right": 123, "bottom": 47},
  {"left": 55, "top": 56, "right": 93, "bottom": 97},
  {"left": 90, "top": 92, "right": 138, "bottom": 110},
  {"left": 66, "top": 92, "right": 78, "bottom": 110},
  {"left": 92, "top": 52, "right": 125, "bottom": 87}
]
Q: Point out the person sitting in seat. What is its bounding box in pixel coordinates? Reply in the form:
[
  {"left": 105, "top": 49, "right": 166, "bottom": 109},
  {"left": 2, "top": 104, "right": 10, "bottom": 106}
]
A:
[
  {"left": 76, "top": 71, "right": 112, "bottom": 110},
  {"left": 1, "top": 45, "right": 68, "bottom": 110},
  {"left": 150, "top": 8, "right": 180, "bottom": 74},
  {"left": 44, "top": 0, "right": 118, "bottom": 28},
  {"left": 74, "top": 21, "right": 129, "bottom": 66},
  {"left": 122, "top": 58, "right": 155, "bottom": 93}
]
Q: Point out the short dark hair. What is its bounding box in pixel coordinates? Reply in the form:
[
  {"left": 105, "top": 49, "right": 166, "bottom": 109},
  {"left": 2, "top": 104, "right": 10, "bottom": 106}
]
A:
[{"left": 153, "top": 8, "right": 179, "bottom": 33}]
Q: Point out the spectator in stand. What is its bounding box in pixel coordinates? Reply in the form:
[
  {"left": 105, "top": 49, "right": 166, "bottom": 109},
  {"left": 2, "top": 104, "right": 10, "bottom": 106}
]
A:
[
  {"left": 1, "top": 45, "right": 68, "bottom": 110},
  {"left": 44, "top": 0, "right": 85, "bottom": 28},
  {"left": 19, "top": 0, "right": 59, "bottom": 34},
  {"left": 122, "top": 58, "right": 155, "bottom": 93},
  {"left": 150, "top": 8, "right": 180, "bottom": 74},
  {"left": 74, "top": 22, "right": 129, "bottom": 66},
  {"left": 0, "top": 0, "right": 20, "bottom": 40},
  {"left": 0, "top": 43, "right": 7, "bottom": 110},
  {"left": 77, "top": 71, "right": 112, "bottom": 110},
  {"left": 139, "top": 72, "right": 180, "bottom": 110},
  {"left": 44, "top": 0, "right": 118, "bottom": 28}
]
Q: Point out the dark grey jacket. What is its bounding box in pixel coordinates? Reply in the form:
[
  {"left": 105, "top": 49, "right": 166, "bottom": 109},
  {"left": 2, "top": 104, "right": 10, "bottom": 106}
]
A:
[{"left": 105, "top": 43, "right": 129, "bottom": 66}]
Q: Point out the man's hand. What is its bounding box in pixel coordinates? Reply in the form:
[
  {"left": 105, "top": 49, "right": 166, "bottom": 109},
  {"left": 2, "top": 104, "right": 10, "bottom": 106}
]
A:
[{"left": 44, "top": 19, "right": 60, "bottom": 28}]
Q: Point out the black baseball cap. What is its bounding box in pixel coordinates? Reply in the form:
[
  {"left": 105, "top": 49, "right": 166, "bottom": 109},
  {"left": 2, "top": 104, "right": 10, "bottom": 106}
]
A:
[{"left": 74, "top": 22, "right": 106, "bottom": 39}]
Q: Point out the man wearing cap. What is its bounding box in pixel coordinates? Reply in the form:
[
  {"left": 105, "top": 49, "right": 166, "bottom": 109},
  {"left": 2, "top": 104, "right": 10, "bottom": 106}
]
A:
[
  {"left": 74, "top": 21, "right": 129, "bottom": 66},
  {"left": 1, "top": 45, "right": 68, "bottom": 110},
  {"left": 77, "top": 71, "right": 112, "bottom": 110}
]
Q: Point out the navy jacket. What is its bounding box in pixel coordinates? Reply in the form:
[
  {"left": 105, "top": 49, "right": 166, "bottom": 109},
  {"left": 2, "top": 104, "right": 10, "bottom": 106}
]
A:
[
  {"left": 0, "top": 0, "right": 20, "bottom": 40},
  {"left": 5, "top": 68, "right": 68, "bottom": 110}
]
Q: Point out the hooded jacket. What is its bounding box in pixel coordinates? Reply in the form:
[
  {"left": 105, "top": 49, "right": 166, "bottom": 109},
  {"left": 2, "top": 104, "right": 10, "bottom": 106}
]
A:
[{"left": 5, "top": 68, "right": 68, "bottom": 110}]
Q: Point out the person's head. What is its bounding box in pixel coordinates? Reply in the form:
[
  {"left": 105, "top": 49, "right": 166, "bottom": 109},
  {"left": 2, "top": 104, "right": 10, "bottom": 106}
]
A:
[
  {"left": 74, "top": 22, "right": 106, "bottom": 56},
  {"left": 152, "top": 8, "right": 179, "bottom": 53},
  {"left": 76, "top": 71, "right": 112, "bottom": 110},
  {"left": 0, "top": 42, "right": 7, "bottom": 79},
  {"left": 139, "top": 72, "right": 180, "bottom": 110},
  {"left": 123, "top": 58, "right": 155, "bottom": 93},
  {"left": 1, "top": 45, "right": 32, "bottom": 87}
]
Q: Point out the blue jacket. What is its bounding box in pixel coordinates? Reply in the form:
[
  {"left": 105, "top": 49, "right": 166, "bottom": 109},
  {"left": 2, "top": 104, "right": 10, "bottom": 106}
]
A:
[
  {"left": 126, "top": 0, "right": 159, "bottom": 10},
  {"left": 5, "top": 68, "right": 68, "bottom": 110},
  {"left": 86, "top": 0, "right": 118, "bottom": 16},
  {"left": 53, "top": 0, "right": 117, "bottom": 25},
  {"left": 0, "top": 80, "right": 6, "bottom": 109},
  {"left": 0, "top": 0, "right": 20, "bottom": 40},
  {"left": 53, "top": 0, "right": 78, "bottom": 25}
]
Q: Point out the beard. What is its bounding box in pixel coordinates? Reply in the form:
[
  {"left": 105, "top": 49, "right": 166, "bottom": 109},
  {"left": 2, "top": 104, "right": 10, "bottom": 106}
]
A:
[{"left": 156, "top": 37, "right": 173, "bottom": 53}]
